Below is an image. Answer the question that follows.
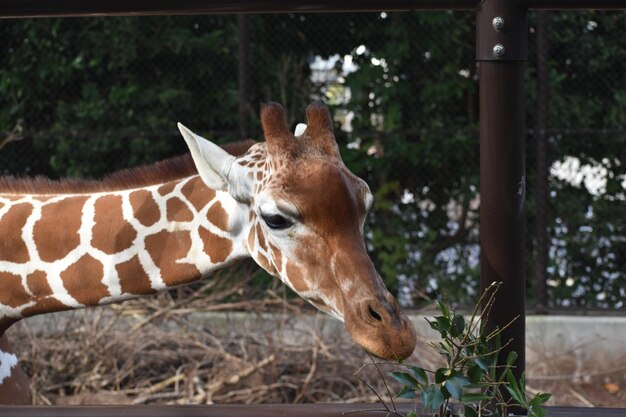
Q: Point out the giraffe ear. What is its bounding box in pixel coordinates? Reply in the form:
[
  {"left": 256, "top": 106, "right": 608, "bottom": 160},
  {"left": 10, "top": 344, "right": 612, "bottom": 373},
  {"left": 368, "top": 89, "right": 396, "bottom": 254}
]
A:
[{"left": 178, "top": 123, "right": 251, "bottom": 201}]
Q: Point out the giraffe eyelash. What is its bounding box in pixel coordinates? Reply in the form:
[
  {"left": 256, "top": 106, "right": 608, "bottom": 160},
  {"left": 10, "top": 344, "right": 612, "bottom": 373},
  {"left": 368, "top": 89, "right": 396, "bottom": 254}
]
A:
[{"left": 261, "top": 213, "right": 294, "bottom": 230}]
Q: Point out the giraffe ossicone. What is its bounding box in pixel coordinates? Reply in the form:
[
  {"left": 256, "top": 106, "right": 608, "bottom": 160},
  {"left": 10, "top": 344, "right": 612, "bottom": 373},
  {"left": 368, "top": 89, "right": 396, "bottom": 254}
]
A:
[{"left": 0, "top": 101, "right": 416, "bottom": 404}]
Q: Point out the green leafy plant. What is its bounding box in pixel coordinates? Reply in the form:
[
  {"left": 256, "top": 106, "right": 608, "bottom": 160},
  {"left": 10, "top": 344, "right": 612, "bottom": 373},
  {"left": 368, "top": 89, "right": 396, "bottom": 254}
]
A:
[{"left": 385, "top": 282, "right": 551, "bottom": 417}]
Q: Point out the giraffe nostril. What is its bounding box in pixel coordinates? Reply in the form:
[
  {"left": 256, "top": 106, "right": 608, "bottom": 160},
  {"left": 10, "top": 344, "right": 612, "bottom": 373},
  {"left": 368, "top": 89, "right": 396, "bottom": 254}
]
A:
[{"left": 368, "top": 305, "right": 383, "bottom": 322}]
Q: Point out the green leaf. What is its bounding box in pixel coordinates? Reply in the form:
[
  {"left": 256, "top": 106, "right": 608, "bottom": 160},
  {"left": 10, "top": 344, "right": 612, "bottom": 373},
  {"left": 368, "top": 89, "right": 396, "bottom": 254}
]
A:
[
  {"left": 475, "top": 357, "right": 490, "bottom": 372},
  {"left": 396, "top": 385, "right": 417, "bottom": 399},
  {"left": 468, "top": 365, "right": 483, "bottom": 384},
  {"left": 450, "top": 314, "right": 466, "bottom": 337},
  {"left": 532, "top": 392, "right": 552, "bottom": 405},
  {"left": 464, "top": 405, "right": 479, "bottom": 417},
  {"left": 527, "top": 401, "right": 547, "bottom": 417},
  {"left": 434, "top": 315, "right": 451, "bottom": 332},
  {"left": 426, "top": 318, "right": 438, "bottom": 331},
  {"left": 444, "top": 374, "right": 470, "bottom": 400},
  {"left": 388, "top": 371, "right": 418, "bottom": 388},
  {"left": 410, "top": 366, "right": 429, "bottom": 385},
  {"left": 505, "top": 368, "right": 519, "bottom": 391},
  {"left": 506, "top": 351, "right": 518, "bottom": 367},
  {"left": 440, "top": 384, "right": 452, "bottom": 399},
  {"left": 505, "top": 370, "right": 526, "bottom": 405},
  {"left": 427, "top": 317, "right": 448, "bottom": 337},
  {"left": 407, "top": 411, "right": 419, "bottom": 417},
  {"left": 422, "top": 384, "right": 445, "bottom": 410},
  {"left": 444, "top": 380, "right": 462, "bottom": 401},
  {"left": 434, "top": 368, "right": 450, "bottom": 384},
  {"left": 527, "top": 391, "right": 551, "bottom": 417},
  {"left": 488, "top": 353, "right": 498, "bottom": 380},
  {"left": 435, "top": 299, "right": 452, "bottom": 318},
  {"left": 461, "top": 392, "right": 491, "bottom": 403}
]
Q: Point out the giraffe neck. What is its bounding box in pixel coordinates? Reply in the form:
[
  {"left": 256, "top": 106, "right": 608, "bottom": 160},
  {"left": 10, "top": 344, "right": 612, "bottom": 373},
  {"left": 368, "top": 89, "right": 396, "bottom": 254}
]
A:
[{"left": 0, "top": 175, "right": 248, "bottom": 331}]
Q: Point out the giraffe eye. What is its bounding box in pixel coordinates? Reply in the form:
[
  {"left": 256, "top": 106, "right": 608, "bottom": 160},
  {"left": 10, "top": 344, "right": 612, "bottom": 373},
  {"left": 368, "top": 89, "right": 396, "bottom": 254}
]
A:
[{"left": 261, "top": 213, "right": 293, "bottom": 230}]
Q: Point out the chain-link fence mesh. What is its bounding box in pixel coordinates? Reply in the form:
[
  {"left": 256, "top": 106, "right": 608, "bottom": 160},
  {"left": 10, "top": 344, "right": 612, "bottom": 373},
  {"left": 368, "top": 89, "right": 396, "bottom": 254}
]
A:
[{"left": 1, "top": 11, "right": 624, "bottom": 310}]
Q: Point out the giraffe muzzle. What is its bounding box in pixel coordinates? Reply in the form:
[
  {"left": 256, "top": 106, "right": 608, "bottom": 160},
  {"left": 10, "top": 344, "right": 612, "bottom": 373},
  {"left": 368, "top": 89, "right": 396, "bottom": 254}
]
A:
[{"left": 345, "top": 297, "right": 416, "bottom": 360}]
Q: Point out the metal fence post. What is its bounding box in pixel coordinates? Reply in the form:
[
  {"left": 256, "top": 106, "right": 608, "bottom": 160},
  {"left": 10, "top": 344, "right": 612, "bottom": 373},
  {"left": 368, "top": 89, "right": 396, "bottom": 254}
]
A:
[{"left": 477, "top": 0, "right": 527, "bottom": 411}]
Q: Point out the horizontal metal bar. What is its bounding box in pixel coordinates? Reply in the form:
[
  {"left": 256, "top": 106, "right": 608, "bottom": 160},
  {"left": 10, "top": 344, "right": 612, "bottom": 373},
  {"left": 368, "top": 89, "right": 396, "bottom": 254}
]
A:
[
  {"left": 0, "top": 0, "right": 478, "bottom": 19},
  {"left": 0, "top": 404, "right": 412, "bottom": 417},
  {"left": 2, "top": 0, "right": 624, "bottom": 19},
  {"left": 519, "top": 0, "right": 626, "bottom": 9},
  {"left": 0, "top": 405, "right": 624, "bottom": 417}
]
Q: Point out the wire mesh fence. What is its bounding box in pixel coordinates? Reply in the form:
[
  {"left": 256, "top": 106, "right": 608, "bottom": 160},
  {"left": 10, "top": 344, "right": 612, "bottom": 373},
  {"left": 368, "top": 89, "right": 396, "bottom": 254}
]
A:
[{"left": 0, "top": 11, "right": 624, "bottom": 310}]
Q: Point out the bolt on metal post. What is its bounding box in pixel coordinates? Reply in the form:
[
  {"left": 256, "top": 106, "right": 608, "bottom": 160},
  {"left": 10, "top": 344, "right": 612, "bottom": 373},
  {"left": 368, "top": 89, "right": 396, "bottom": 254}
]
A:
[
  {"left": 492, "top": 16, "right": 505, "bottom": 30},
  {"left": 493, "top": 43, "right": 505, "bottom": 57}
]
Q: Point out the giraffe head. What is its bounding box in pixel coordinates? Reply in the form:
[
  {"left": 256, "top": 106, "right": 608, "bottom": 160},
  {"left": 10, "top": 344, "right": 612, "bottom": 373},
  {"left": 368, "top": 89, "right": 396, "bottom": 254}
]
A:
[{"left": 178, "top": 102, "right": 416, "bottom": 360}]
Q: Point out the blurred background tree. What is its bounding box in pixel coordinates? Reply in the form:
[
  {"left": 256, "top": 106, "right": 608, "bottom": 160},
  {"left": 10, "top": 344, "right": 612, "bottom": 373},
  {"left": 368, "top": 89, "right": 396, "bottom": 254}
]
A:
[{"left": 0, "top": 11, "right": 624, "bottom": 309}]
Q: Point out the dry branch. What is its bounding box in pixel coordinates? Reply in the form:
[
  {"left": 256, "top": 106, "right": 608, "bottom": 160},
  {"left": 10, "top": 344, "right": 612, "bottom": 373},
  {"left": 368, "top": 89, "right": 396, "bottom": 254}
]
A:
[{"left": 12, "top": 267, "right": 432, "bottom": 405}]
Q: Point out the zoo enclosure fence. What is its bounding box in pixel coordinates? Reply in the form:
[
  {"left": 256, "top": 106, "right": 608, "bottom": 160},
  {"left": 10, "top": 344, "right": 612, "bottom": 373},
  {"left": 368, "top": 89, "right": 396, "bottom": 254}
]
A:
[
  {"left": 1, "top": 10, "right": 624, "bottom": 312},
  {"left": 0, "top": 0, "right": 625, "bottom": 414}
]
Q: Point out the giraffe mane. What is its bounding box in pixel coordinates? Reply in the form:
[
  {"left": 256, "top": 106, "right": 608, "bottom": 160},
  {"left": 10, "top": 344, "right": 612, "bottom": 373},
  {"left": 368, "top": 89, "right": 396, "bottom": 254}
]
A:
[{"left": 0, "top": 139, "right": 256, "bottom": 195}]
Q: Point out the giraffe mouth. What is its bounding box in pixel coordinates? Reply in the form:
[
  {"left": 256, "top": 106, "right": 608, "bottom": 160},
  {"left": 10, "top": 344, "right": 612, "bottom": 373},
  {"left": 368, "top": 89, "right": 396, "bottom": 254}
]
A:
[{"left": 344, "top": 298, "right": 416, "bottom": 360}]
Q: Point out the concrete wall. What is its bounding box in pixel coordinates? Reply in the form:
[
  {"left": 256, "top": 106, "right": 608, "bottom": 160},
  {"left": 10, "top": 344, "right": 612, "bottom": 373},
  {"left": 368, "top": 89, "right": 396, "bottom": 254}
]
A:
[{"left": 18, "top": 310, "right": 626, "bottom": 376}]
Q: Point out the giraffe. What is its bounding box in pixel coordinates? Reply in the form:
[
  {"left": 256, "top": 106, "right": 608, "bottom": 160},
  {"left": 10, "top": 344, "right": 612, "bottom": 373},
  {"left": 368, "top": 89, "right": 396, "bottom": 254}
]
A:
[{"left": 0, "top": 102, "right": 416, "bottom": 404}]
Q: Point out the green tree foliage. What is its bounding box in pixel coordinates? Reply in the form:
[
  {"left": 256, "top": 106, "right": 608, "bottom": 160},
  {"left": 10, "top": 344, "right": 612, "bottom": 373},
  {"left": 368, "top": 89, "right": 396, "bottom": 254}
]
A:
[
  {"left": 335, "top": 12, "right": 480, "bottom": 302},
  {"left": 525, "top": 12, "right": 626, "bottom": 308},
  {"left": 0, "top": 16, "right": 239, "bottom": 178},
  {"left": 0, "top": 11, "right": 623, "bottom": 308}
]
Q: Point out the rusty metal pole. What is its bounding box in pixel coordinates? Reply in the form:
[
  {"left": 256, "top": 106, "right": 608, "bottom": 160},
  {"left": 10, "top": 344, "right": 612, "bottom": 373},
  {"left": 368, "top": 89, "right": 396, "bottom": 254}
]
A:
[{"left": 477, "top": 0, "right": 527, "bottom": 410}]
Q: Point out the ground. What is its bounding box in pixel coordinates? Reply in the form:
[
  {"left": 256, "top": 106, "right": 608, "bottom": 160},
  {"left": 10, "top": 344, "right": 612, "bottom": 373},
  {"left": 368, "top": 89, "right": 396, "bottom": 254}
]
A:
[
  {"left": 531, "top": 367, "right": 626, "bottom": 407},
  {"left": 7, "top": 274, "right": 626, "bottom": 408}
]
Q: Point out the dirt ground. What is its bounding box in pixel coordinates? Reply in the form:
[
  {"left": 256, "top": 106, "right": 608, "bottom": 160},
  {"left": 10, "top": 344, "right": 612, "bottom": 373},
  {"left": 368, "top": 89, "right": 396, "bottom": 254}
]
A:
[
  {"left": 7, "top": 274, "right": 626, "bottom": 409},
  {"left": 529, "top": 364, "right": 626, "bottom": 408}
]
